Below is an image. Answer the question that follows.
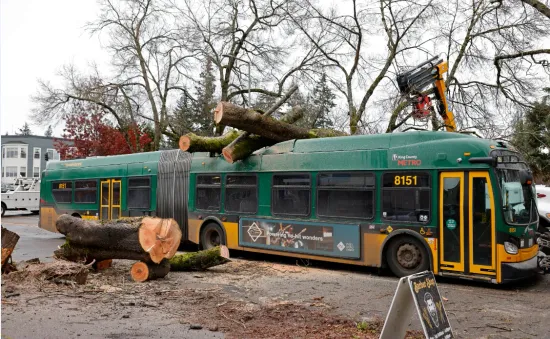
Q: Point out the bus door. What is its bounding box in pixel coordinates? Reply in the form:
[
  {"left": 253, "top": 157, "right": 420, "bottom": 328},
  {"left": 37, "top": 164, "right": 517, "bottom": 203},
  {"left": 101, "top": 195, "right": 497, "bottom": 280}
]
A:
[
  {"left": 100, "top": 179, "right": 122, "bottom": 220},
  {"left": 439, "top": 172, "right": 496, "bottom": 276}
]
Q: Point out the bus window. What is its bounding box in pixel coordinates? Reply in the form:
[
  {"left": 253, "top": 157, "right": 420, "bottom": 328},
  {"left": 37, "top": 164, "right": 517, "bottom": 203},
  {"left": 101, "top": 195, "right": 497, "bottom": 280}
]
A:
[
  {"left": 75, "top": 180, "right": 97, "bottom": 203},
  {"left": 225, "top": 175, "right": 257, "bottom": 213},
  {"left": 52, "top": 181, "right": 73, "bottom": 203},
  {"left": 196, "top": 174, "right": 221, "bottom": 211},
  {"left": 317, "top": 172, "right": 374, "bottom": 219},
  {"left": 128, "top": 177, "right": 151, "bottom": 209},
  {"left": 272, "top": 174, "right": 310, "bottom": 217},
  {"left": 382, "top": 173, "right": 430, "bottom": 223}
]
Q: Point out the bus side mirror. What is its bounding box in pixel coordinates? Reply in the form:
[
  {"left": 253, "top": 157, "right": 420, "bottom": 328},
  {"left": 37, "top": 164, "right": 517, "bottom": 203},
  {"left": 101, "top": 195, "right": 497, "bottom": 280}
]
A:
[{"left": 519, "top": 170, "right": 533, "bottom": 185}]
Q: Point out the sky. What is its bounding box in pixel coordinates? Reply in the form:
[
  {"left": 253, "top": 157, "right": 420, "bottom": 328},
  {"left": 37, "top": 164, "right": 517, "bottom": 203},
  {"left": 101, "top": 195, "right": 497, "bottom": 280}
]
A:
[{"left": 0, "top": 0, "right": 109, "bottom": 136}]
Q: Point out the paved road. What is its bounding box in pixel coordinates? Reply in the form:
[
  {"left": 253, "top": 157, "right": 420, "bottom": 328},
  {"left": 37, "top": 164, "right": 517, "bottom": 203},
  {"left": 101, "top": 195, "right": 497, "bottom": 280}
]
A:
[{"left": 1, "top": 212, "right": 65, "bottom": 262}]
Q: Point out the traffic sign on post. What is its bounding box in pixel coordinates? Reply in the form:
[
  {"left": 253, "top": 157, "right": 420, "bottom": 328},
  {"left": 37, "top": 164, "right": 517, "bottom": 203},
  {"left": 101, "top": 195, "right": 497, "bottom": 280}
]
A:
[{"left": 380, "top": 271, "right": 453, "bottom": 339}]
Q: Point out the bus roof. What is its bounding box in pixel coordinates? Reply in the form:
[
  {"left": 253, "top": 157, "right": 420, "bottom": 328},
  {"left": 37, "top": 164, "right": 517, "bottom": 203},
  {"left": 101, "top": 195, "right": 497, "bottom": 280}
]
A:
[
  {"left": 192, "top": 131, "right": 506, "bottom": 173},
  {"left": 45, "top": 151, "right": 163, "bottom": 171}
]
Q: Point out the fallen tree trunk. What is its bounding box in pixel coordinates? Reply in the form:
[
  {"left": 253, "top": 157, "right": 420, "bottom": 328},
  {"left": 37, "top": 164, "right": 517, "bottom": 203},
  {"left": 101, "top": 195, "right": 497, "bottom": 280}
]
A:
[
  {"left": 179, "top": 106, "right": 304, "bottom": 154},
  {"left": 1, "top": 226, "right": 20, "bottom": 273},
  {"left": 214, "top": 102, "right": 347, "bottom": 142},
  {"left": 169, "top": 245, "right": 230, "bottom": 271},
  {"left": 56, "top": 215, "right": 181, "bottom": 264},
  {"left": 54, "top": 244, "right": 152, "bottom": 263},
  {"left": 131, "top": 259, "right": 170, "bottom": 282}
]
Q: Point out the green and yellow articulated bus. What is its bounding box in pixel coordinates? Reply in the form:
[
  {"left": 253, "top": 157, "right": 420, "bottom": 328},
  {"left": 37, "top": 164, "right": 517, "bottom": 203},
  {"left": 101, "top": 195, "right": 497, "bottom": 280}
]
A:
[{"left": 39, "top": 131, "right": 539, "bottom": 284}]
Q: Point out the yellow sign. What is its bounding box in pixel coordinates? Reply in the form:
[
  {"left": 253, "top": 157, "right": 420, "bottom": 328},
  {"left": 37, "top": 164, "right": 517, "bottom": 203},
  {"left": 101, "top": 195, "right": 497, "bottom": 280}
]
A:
[
  {"left": 63, "top": 162, "right": 82, "bottom": 167},
  {"left": 387, "top": 226, "right": 393, "bottom": 233}
]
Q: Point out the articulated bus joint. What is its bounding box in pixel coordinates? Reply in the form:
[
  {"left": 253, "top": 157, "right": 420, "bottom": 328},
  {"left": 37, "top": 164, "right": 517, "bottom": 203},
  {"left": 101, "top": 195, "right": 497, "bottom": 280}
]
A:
[{"left": 379, "top": 229, "right": 434, "bottom": 271}]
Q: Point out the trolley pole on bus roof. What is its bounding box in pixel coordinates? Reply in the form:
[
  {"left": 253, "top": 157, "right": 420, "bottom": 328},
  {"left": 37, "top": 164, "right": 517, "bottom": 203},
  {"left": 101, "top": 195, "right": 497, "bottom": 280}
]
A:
[{"left": 223, "top": 54, "right": 251, "bottom": 106}]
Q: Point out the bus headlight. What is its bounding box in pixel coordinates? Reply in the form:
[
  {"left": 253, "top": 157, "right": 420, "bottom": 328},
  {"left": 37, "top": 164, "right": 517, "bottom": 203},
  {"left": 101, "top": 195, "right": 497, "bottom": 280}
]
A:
[{"left": 504, "top": 241, "right": 518, "bottom": 254}]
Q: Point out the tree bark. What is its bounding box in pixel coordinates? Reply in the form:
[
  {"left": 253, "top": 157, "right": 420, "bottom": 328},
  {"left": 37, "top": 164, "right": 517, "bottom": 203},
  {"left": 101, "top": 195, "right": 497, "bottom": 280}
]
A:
[
  {"left": 169, "top": 245, "right": 230, "bottom": 271},
  {"left": 56, "top": 215, "right": 182, "bottom": 264},
  {"left": 179, "top": 106, "right": 304, "bottom": 154},
  {"left": 54, "top": 244, "right": 152, "bottom": 263},
  {"left": 1, "top": 226, "right": 20, "bottom": 272},
  {"left": 131, "top": 259, "right": 170, "bottom": 282}
]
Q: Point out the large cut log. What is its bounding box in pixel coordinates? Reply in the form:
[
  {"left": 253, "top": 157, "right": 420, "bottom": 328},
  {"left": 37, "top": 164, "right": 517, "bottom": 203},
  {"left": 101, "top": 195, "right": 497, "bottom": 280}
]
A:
[
  {"left": 214, "top": 102, "right": 347, "bottom": 141},
  {"left": 179, "top": 106, "right": 304, "bottom": 153},
  {"left": 169, "top": 245, "right": 230, "bottom": 271},
  {"left": 54, "top": 244, "right": 152, "bottom": 263},
  {"left": 56, "top": 215, "right": 182, "bottom": 264},
  {"left": 131, "top": 259, "right": 170, "bottom": 282},
  {"left": 1, "top": 226, "right": 20, "bottom": 273}
]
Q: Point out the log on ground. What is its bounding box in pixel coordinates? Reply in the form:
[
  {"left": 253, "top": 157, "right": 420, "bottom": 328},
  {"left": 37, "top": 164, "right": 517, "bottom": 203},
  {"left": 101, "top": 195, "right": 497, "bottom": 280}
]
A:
[
  {"left": 54, "top": 244, "right": 152, "bottom": 263},
  {"left": 131, "top": 259, "right": 170, "bottom": 282},
  {"left": 56, "top": 215, "right": 182, "bottom": 263},
  {"left": 169, "top": 245, "right": 230, "bottom": 271}
]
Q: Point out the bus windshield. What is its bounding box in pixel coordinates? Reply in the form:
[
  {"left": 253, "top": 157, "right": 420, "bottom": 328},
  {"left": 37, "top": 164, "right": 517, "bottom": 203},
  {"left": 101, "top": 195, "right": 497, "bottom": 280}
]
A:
[{"left": 496, "top": 166, "right": 537, "bottom": 225}]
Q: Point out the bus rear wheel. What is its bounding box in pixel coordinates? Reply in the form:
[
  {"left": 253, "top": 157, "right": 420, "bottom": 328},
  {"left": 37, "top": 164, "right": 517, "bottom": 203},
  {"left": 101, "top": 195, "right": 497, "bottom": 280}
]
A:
[
  {"left": 386, "top": 236, "right": 429, "bottom": 277},
  {"left": 200, "top": 223, "right": 225, "bottom": 250}
]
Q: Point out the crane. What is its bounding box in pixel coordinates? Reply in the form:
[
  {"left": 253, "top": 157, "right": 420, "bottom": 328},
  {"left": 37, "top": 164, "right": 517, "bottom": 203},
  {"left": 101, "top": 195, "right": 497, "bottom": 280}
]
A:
[{"left": 396, "top": 56, "right": 457, "bottom": 132}]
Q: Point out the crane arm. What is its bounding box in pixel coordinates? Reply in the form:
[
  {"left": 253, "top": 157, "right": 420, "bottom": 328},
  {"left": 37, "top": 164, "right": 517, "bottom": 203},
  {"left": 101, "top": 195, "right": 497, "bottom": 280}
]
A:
[{"left": 396, "top": 56, "right": 456, "bottom": 132}]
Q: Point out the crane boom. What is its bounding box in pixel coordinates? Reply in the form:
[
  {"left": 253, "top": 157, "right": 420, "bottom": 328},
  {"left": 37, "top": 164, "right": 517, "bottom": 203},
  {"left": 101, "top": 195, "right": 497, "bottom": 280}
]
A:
[{"left": 396, "top": 56, "right": 457, "bottom": 132}]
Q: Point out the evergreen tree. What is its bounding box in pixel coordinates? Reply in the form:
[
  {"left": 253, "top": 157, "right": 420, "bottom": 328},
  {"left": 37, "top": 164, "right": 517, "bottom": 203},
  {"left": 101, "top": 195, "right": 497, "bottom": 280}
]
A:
[
  {"left": 17, "top": 122, "right": 32, "bottom": 135},
  {"left": 309, "top": 73, "right": 336, "bottom": 129},
  {"left": 170, "top": 58, "right": 217, "bottom": 146},
  {"left": 45, "top": 125, "right": 53, "bottom": 137},
  {"left": 511, "top": 102, "right": 550, "bottom": 182}
]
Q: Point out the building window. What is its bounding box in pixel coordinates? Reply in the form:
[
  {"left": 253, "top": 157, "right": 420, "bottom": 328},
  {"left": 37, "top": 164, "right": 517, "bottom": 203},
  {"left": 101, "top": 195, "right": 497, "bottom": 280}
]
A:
[
  {"left": 1, "top": 167, "right": 4, "bottom": 177},
  {"left": 46, "top": 149, "right": 54, "bottom": 161},
  {"left": 52, "top": 181, "right": 72, "bottom": 203},
  {"left": 225, "top": 175, "right": 257, "bottom": 213},
  {"left": 2, "top": 147, "right": 4, "bottom": 158},
  {"left": 317, "top": 172, "right": 375, "bottom": 219},
  {"left": 195, "top": 174, "right": 221, "bottom": 211},
  {"left": 6, "top": 147, "right": 18, "bottom": 158},
  {"left": 33, "top": 167, "right": 40, "bottom": 178},
  {"left": 75, "top": 180, "right": 97, "bottom": 203},
  {"left": 382, "top": 172, "right": 431, "bottom": 223},
  {"left": 19, "top": 166, "right": 26, "bottom": 177},
  {"left": 272, "top": 174, "right": 311, "bottom": 216},
  {"left": 34, "top": 148, "right": 40, "bottom": 159},
  {"left": 20, "top": 147, "right": 27, "bottom": 158},
  {"left": 5, "top": 167, "right": 17, "bottom": 177},
  {"left": 127, "top": 177, "right": 151, "bottom": 209}
]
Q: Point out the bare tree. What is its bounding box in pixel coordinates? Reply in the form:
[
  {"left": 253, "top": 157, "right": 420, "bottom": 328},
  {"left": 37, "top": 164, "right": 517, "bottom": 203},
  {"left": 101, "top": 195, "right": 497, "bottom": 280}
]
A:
[
  {"left": 288, "top": 0, "right": 438, "bottom": 134},
  {"left": 384, "top": 0, "right": 549, "bottom": 138},
  {"left": 32, "top": 0, "right": 197, "bottom": 150},
  {"left": 172, "top": 0, "right": 323, "bottom": 135}
]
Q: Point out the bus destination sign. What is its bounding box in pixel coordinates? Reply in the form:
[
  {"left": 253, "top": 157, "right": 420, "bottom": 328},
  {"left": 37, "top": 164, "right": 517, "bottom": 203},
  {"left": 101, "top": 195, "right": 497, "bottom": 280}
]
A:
[{"left": 239, "top": 218, "right": 360, "bottom": 259}]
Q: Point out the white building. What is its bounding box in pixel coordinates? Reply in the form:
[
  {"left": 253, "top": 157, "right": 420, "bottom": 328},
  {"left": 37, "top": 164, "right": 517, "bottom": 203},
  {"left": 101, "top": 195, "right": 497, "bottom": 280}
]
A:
[{"left": 1, "top": 135, "right": 72, "bottom": 186}]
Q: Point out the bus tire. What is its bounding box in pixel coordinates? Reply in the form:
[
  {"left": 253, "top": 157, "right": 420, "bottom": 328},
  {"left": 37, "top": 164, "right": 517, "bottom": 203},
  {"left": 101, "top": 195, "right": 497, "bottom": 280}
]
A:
[
  {"left": 1, "top": 203, "right": 6, "bottom": 217},
  {"left": 386, "top": 236, "right": 429, "bottom": 277},
  {"left": 200, "top": 223, "right": 226, "bottom": 250}
]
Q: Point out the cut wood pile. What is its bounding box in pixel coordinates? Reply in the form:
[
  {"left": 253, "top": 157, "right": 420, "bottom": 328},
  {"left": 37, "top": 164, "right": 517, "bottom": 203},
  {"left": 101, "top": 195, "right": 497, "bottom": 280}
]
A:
[
  {"left": 178, "top": 85, "right": 348, "bottom": 163},
  {"left": 54, "top": 215, "right": 230, "bottom": 282}
]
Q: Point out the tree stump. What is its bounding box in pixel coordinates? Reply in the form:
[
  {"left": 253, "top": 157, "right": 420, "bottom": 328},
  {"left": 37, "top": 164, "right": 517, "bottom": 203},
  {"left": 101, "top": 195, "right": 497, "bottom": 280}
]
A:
[{"left": 1, "top": 226, "right": 20, "bottom": 273}]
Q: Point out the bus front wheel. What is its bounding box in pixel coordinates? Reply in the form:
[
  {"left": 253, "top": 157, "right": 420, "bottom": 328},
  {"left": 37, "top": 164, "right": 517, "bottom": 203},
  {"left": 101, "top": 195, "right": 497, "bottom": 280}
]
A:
[
  {"left": 200, "top": 223, "right": 226, "bottom": 250},
  {"left": 386, "top": 236, "right": 429, "bottom": 277}
]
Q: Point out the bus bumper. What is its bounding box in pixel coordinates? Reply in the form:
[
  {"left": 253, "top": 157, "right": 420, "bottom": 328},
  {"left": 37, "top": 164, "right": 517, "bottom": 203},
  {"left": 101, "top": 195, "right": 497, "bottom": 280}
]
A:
[{"left": 501, "top": 256, "right": 538, "bottom": 283}]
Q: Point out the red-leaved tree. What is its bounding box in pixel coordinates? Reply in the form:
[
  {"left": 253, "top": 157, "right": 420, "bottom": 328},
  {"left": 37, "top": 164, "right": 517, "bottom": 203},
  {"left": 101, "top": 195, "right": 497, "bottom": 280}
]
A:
[{"left": 55, "top": 112, "right": 153, "bottom": 160}]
